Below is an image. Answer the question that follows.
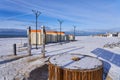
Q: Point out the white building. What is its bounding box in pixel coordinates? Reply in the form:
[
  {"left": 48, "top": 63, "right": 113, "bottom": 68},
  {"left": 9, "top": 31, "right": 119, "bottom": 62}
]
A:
[{"left": 30, "top": 30, "right": 65, "bottom": 45}]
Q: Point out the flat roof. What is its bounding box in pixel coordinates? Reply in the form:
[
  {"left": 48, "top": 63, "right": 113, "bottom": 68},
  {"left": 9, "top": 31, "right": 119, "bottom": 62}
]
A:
[{"left": 30, "top": 30, "right": 65, "bottom": 35}]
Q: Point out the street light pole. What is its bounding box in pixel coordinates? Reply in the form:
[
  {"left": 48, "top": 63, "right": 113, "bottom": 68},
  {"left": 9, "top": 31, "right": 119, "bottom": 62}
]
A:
[
  {"left": 73, "top": 26, "right": 76, "bottom": 40},
  {"left": 32, "top": 10, "right": 41, "bottom": 49},
  {"left": 57, "top": 19, "right": 63, "bottom": 44}
]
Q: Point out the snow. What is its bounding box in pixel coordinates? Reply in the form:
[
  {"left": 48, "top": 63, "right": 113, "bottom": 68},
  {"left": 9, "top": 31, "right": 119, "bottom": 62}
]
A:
[
  {"left": 0, "top": 38, "right": 27, "bottom": 56},
  {"left": 50, "top": 54, "right": 102, "bottom": 69},
  {"left": 0, "top": 36, "right": 120, "bottom": 80}
]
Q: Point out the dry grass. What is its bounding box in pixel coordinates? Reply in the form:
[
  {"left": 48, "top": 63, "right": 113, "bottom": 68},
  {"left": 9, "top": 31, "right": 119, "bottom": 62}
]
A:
[
  {"left": 106, "top": 75, "right": 113, "bottom": 80},
  {"left": 27, "top": 57, "right": 40, "bottom": 63}
]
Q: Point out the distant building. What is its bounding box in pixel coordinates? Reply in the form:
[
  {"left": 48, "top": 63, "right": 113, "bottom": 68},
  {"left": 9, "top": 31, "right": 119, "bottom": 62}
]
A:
[
  {"left": 65, "top": 34, "right": 75, "bottom": 41},
  {"left": 106, "top": 33, "right": 113, "bottom": 37},
  {"left": 96, "top": 34, "right": 107, "bottom": 37},
  {"left": 112, "top": 33, "right": 118, "bottom": 37},
  {"left": 118, "top": 33, "right": 120, "bottom": 37},
  {"left": 95, "top": 32, "right": 120, "bottom": 37},
  {"left": 68, "top": 34, "right": 75, "bottom": 41}
]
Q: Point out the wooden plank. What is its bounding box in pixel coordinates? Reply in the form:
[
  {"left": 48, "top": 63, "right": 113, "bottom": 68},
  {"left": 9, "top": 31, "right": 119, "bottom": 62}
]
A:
[{"left": 49, "top": 63, "right": 103, "bottom": 80}]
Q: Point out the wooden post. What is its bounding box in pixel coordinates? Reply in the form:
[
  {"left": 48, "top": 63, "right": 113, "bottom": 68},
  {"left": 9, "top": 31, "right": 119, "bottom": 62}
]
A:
[
  {"left": 41, "top": 25, "right": 46, "bottom": 58},
  {"left": 13, "top": 44, "right": 17, "bottom": 55},
  {"left": 27, "top": 26, "right": 32, "bottom": 56}
]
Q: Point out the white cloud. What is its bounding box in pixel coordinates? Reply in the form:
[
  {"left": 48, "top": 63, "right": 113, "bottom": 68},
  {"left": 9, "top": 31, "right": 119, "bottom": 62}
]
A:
[
  {"left": 1, "top": 0, "right": 120, "bottom": 30},
  {"left": 0, "top": 20, "right": 33, "bottom": 29}
]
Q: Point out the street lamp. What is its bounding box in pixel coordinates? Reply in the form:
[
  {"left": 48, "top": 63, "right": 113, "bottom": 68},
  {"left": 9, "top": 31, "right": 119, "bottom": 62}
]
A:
[
  {"left": 73, "top": 26, "right": 76, "bottom": 40},
  {"left": 57, "top": 19, "right": 63, "bottom": 44},
  {"left": 32, "top": 10, "right": 41, "bottom": 49}
]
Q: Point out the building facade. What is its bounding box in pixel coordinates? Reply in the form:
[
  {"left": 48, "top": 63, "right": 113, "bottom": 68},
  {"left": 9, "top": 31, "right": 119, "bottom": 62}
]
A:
[{"left": 30, "top": 30, "right": 65, "bottom": 45}]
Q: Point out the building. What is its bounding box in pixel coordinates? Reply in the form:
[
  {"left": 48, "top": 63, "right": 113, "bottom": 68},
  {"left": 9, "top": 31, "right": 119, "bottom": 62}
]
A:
[
  {"left": 106, "top": 33, "right": 113, "bottom": 37},
  {"left": 65, "top": 34, "right": 75, "bottom": 41},
  {"left": 57, "top": 32, "right": 65, "bottom": 42},
  {"left": 30, "top": 30, "right": 65, "bottom": 45},
  {"left": 68, "top": 34, "right": 75, "bottom": 41},
  {"left": 30, "top": 30, "right": 41, "bottom": 45},
  {"left": 118, "top": 33, "right": 120, "bottom": 37}
]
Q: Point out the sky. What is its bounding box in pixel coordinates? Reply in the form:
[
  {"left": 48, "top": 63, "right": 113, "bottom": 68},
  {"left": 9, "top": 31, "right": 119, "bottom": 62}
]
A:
[{"left": 0, "top": 0, "right": 120, "bottom": 31}]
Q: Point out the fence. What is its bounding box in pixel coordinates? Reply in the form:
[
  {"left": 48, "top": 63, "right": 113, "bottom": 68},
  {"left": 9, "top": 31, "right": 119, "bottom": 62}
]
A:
[{"left": 13, "top": 43, "right": 28, "bottom": 55}]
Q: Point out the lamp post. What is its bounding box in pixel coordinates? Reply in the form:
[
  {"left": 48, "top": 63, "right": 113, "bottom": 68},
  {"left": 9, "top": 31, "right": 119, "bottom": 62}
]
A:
[
  {"left": 57, "top": 19, "right": 63, "bottom": 44},
  {"left": 73, "top": 26, "right": 76, "bottom": 40},
  {"left": 32, "top": 10, "right": 41, "bottom": 49}
]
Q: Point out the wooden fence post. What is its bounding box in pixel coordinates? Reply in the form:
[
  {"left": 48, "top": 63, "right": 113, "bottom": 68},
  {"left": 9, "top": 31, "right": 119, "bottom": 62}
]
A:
[
  {"left": 27, "top": 26, "right": 32, "bottom": 56},
  {"left": 41, "top": 25, "right": 46, "bottom": 58},
  {"left": 13, "top": 44, "right": 17, "bottom": 55}
]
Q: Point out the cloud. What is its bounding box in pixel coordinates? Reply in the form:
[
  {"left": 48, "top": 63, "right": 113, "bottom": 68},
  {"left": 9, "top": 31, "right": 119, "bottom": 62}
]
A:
[
  {"left": 0, "top": 0, "right": 120, "bottom": 30},
  {"left": 0, "top": 19, "right": 34, "bottom": 29}
]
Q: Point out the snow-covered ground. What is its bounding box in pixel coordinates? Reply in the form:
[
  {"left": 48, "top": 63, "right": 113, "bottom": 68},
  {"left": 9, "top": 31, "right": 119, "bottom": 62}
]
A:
[
  {"left": 0, "top": 36, "right": 120, "bottom": 80},
  {"left": 0, "top": 38, "right": 27, "bottom": 56}
]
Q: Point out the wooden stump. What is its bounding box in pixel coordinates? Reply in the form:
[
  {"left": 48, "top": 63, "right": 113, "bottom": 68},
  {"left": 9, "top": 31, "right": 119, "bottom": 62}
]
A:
[{"left": 49, "top": 54, "right": 103, "bottom": 80}]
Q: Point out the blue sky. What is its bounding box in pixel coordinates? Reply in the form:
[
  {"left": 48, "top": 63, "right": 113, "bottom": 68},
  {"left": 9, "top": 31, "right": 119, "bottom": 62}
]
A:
[{"left": 0, "top": 0, "right": 120, "bottom": 31}]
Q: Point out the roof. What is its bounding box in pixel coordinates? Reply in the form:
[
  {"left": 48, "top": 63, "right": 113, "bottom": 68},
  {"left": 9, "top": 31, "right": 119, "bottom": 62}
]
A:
[{"left": 30, "top": 30, "right": 65, "bottom": 35}]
